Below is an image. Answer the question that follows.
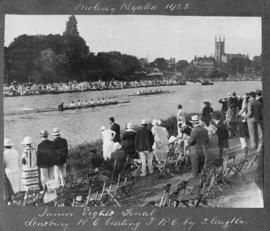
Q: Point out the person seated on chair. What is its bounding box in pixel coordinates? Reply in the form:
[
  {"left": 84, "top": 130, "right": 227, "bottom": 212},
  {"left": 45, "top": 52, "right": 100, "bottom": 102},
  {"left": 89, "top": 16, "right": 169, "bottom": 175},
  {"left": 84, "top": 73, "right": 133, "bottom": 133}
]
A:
[{"left": 109, "top": 142, "right": 128, "bottom": 178}]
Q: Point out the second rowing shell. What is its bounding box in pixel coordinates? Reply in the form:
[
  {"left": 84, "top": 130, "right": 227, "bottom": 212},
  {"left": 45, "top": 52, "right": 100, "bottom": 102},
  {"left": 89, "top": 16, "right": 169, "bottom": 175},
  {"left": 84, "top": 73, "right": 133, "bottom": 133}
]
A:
[
  {"left": 5, "top": 100, "right": 130, "bottom": 116},
  {"left": 128, "top": 90, "right": 174, "bottom": 97}
]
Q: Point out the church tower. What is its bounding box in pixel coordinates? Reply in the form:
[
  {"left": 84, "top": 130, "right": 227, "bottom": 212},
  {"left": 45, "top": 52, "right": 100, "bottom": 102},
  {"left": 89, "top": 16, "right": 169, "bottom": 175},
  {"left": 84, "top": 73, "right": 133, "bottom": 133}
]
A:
[{"left": 214, "top": 36, "right": 225, "bottom": 66}]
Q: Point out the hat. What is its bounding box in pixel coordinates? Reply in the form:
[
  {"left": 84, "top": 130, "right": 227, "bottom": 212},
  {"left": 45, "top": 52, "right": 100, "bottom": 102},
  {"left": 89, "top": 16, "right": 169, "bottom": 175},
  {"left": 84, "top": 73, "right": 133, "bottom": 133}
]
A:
[
  {"left": 191, "top": 115, "right": 199, "bottom": 124},
  {"left": 256, "top": 89, "right": 262, "bottom": 95},
  {"left": 4, "top": 138, "right": 14, "bottom": 147},
  {"left": 52, "top": 127, "right": 60, "bottom": 136},
  {"left": 40, "top": 129, "right": 49, "bottom": 137},
  {"left": 21, "top": 136, "right": 33, "bottom": 145},
  {"left": 152, "top": 119, "right": 159, "bottom": 126},
  {"left": 141, "top": 119, "right": 147, "bottom": 125},
  {"left": 127, "top": 122, "right": 134, "bottom": 130},
  {"left": 100, "top": 126, "right": 106, "bottom": 131},
  {"left": 207, "top": 124, "right": 217, "bottom": 134},
  {"left": 169, "top": 136, "right": 177, "bottom": 144}
]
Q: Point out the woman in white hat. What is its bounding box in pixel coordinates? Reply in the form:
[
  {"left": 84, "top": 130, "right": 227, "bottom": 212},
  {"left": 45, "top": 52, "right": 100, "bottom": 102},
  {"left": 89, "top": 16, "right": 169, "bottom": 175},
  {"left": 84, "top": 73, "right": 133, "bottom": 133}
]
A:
[
  {"left": 100, "top": 126, "right": 116, "bottom": 160},
  {"left": 21, "top": 136, "right": 40, "bottom": 191},
  {"left": 151, "top": 119, "right": 169, "bottom": 163},
  {"left": 4, "top": 138, "right": 21, "bottom": 193}
]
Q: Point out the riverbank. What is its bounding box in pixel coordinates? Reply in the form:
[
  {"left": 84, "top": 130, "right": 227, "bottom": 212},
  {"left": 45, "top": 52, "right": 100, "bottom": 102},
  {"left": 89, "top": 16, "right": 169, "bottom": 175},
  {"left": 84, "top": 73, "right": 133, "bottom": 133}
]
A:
[
  {"left": 68, "top": 134, "right": 262, "bottom": 207},
  {"left": 67, "top": 115, "right": 180, "bottom": 170}
]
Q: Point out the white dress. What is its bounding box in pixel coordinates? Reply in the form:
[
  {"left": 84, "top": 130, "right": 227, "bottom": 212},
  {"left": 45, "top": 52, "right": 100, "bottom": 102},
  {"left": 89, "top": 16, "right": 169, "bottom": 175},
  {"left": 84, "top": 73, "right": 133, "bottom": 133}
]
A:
[
  {"left": 101, "top": 129, "right": 115, "bottom": 160},
  {"left": 4, "top": 148, "right": 21, "bottom": 193},
  {"left": 152, "top": 126, "right": 169, "bottom": 162}
]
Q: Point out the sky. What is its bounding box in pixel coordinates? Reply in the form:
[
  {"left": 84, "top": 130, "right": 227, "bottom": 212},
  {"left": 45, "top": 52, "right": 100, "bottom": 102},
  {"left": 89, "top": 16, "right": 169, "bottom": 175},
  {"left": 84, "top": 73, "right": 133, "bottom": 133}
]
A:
[{"left": 4, "top": 15, "right": 261, "bottom": 62}]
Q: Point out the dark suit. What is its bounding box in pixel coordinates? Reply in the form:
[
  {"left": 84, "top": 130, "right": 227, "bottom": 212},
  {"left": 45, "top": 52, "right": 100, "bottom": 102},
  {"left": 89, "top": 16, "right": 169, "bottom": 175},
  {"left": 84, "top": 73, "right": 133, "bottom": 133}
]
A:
[
  {"left": 215, "top": 121, "right": 229, "bottom": 157},
  {"left": 135, "top": 127, "right": 153, "bottom": 152},
  {"left": 52, "top": 137, "right": 68, "bottom": 165},
  {"left": 246, "top": 98, "right": 263, "bottom": 149},
  {"left": 188, "top": 125, "right": 210, "bottom": 176},
  {"left": 202, "top": 106, "right": 213, "bottom": 126},
  {"left": 37, "top": 139, "right": 55, "bottom": 186},
  {"left": 122, "top": 130, "right": 137, "bottom": 158},
  {"left": 111, "top": 123, "right": 121, "bottom": 142},
  {"left": 37, "top": 139, "right": 54, "bottom": 168}
]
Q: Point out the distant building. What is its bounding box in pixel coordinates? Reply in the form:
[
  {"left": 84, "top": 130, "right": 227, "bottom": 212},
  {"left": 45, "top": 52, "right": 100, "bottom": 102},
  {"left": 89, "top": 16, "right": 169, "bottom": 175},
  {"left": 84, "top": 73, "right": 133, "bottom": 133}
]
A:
[
  {"left": 166, "top": 58, "right": 176, "bottom": 69},
  {"left": 138, "top": 58, "right": 148, "bottom": 69},
  {"left": 214, "top": 36, "right": 249, "bottom": 66},
  {"left": 191, "top": 56, "right": 215, "bottom": 70}
]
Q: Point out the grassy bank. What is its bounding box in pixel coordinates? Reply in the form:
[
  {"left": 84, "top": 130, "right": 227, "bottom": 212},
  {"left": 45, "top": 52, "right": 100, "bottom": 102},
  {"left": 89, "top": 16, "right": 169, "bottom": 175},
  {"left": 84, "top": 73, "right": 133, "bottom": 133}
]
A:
[
  {"left": 67, "top": 111, "right": 203, "bottom": 171},
  {"left": 68, "top": 115, "right": 185, "bottom": 170}
]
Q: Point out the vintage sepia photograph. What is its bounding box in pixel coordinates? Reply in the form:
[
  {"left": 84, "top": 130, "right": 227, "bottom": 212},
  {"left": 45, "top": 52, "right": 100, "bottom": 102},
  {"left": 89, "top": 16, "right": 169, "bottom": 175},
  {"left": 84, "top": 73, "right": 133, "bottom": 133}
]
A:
[{"left": 3, "top": 15, "right": 263, "bottom": 208}]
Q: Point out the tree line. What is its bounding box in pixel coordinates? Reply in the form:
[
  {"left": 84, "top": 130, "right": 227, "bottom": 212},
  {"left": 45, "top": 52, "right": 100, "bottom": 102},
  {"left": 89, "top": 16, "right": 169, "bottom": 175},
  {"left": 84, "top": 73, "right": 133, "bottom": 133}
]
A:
[{"left": 4, "top": 15, "right": 262, "bottom": 84}]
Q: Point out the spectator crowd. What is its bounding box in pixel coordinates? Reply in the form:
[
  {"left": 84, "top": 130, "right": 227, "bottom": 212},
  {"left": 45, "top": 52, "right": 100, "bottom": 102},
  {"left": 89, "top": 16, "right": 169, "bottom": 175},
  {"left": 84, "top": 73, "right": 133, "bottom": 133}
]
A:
[
  {"left": 4, "top": 89, "right": 263, "bottom": 205},
  {"left": 4, "top": 79, "right": 184, "bottom": 97}
]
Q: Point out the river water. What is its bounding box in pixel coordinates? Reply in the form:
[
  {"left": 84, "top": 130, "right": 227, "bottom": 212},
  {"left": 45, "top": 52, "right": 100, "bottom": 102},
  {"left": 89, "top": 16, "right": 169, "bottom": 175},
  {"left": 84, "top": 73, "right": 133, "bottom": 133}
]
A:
[{"left": 4, "top": 81, "right": 261, "bottom": 152}]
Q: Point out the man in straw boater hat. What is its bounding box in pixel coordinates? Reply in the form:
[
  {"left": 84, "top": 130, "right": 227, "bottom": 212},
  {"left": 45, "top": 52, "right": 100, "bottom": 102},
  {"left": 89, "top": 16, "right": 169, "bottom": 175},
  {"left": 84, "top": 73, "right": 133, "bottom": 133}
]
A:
[
  {"left": 4, "top": 138, "right": 21, "bottom": 194},
  {"left": 51, "top": 128, "right": 68, "bottom": 188},
  {"left": 135, "top": 119, "right": 154, "bottom": 176},
  {"left": 37, "top": 129, "right": 55, "bottom": 189},
  {"left": 186, "top": 115, "right": 210, "bottom": 177}
]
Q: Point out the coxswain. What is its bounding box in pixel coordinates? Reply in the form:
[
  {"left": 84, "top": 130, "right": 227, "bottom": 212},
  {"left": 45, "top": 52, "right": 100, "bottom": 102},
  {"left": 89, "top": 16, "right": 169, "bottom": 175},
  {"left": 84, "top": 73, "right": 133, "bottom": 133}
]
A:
[
  {"left": 84, "top": 99, "right": 88, "bottom": 106},
  {"left": 90, "top": 98, "right": 95, "bottom": 105},
  {"left": 58, "top": 102, "right": 64, "bottom": 111},
  {"left": 101, "top": 97, "right": 106, "bottom": 105}
]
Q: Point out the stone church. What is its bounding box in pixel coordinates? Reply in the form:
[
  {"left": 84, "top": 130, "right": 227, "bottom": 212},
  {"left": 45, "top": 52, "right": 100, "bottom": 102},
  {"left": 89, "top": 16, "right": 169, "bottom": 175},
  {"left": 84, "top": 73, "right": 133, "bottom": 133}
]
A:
[{"left": 214, "top": 36, "right": 249, "bottom": 66}]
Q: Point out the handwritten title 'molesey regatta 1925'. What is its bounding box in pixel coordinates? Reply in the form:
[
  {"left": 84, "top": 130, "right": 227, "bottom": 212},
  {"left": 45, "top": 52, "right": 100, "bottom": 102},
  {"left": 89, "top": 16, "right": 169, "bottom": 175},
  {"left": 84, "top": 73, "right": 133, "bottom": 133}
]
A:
[{"left": 75, "top": 1, "right": 190, "bottom": 14}]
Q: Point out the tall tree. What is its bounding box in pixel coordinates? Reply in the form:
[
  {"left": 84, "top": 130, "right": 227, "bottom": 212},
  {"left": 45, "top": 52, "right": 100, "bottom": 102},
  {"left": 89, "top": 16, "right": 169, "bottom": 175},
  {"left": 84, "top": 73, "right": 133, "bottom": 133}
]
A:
[{"left": 63, "top": 15, "right": 79, "bottom": 37}]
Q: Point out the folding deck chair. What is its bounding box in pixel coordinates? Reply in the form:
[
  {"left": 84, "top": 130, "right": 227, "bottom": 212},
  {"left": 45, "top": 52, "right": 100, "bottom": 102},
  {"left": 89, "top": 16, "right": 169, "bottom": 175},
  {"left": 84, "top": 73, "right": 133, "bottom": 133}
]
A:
[
  {"left": 143, "top": 183, "right": 171, "bottom": 207},
  {"left": 131, "top": 159, "right": 142, "bottom": 176},
  {"left": 55, "top": 175, "right": 75, "bottom": 207},
  {"left": 167, "top": 181, "right": 188, "bottom": 207},
  {"left": 72, "top": 186, "right": 93, "bottom": 207},
  {"left": 167, "top": 137, "right": 185, "bottom": 166},
  {"left": 158, "top": 183, "right": 172, "bottom": 207},
  {"left": 153, "top": 152, "right": 168, "bottom": 176},
  {"left": 179, "top": 167, "right": 211, "bottom": 208},
  {"left": 24, "top": 189, "right": 45, "bottom": 206},
  {"left": 10, "top": 191, "right": 26, "bottom": 206},
  {"left": 102, "top": 174, "right": 122, "bottom": 206}
]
